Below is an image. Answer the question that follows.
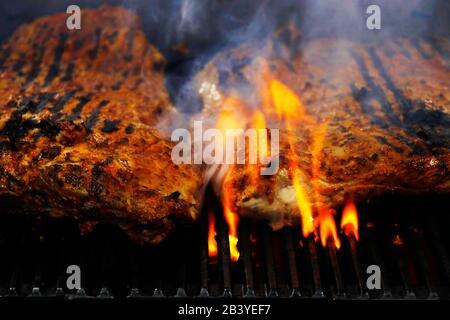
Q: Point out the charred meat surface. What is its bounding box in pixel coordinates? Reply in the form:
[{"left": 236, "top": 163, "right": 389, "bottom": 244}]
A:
[
  {"left": 0, "top": 5, "right": 203, "bottom": 244},
  {"left": 194, "top": 34, "right": 450, "bottom": 228}
]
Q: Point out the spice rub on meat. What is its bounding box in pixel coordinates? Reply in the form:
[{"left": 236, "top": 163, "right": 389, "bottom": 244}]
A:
[{"left": 0, "top": 5, "right": 203, "bottom": 244}]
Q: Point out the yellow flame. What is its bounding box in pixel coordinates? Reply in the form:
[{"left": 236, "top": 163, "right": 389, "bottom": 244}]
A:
[
  {"left": 291, "top": 167, "right": 315, "bottom": 237},
  {"left": 341, "top": 202, "right": 359, "bottom": 240},
  {"left": 319, "top": 210, "right": 341, "bottom": 249},
  {"left": 223, "top": 170, "right": 240, "bottom": 262},
  {"left": 268, "top": 78, "right": 315, "bottom": 237},
  {"left": 207, "top": 210, "right": 218, "bottom": 260},
  {"left": 270, "top": 79, "right": 305, "bottom": 120}
]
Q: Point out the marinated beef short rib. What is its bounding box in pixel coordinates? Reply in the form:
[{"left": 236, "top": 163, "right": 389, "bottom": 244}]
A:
[
  {"left": 194, "top": 34, "right": 450, "bottom": 229},
  {"left": 0, "top": 5, "right": 203, "bottom": 244}
]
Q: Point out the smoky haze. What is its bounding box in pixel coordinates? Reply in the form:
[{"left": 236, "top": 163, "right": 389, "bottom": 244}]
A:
[{"left": 0, "top": 0, "right": 448, "bottom": 116}]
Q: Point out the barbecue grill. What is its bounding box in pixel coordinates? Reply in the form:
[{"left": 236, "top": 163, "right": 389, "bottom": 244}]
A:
[
  {"left": 0, "top": 190, "right": 449, "bottom": 300},
  {"left": 0, "top": 0, "right": 449, "bottom": 312}
]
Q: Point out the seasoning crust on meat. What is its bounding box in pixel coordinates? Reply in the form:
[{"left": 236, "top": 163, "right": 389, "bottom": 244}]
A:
[{"left": 0, "top": 5, "right": 203, "bottom": 244}]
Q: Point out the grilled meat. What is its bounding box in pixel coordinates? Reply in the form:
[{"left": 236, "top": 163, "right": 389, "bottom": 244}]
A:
[
  {"left": 0, "top": 5, "right": 203, "bottom": 244},
  {"left": 195, "top": 35, "right": 450, "bottom": 228}
]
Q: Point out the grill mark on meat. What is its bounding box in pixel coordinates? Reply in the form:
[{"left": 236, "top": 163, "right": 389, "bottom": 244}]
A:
[
  {"left": 61, "top": 62, "right": 75, "bottom": 82},
  {"left": 375, "top": 136, "right": 404, "bottom": 154},
  {"left": 408, "top": 37, "right": 432, "bottom": 60},
  {"left": 13, "top": 53, "right": 26, "bottom": 76},
  {"left": 124, "top": 30, "right": 135, "bottom": 62},
  {"left": 85, "top": 99, "right": 109, "bottom": 131},
  {"left": 392, "top": 38, "right": 411, "bottom": 59},
  {"left": 44, "top": 33, "right": 68, "bottom": 86},
  {"left": 352, "top": 50, "right": 402, "bottom": 127},
  {"left": 350, "top": 52, "right": 392, "bottom": 129},
  {"left": 422, "top": 36, "right": 450, "bottom": 66},
  {"left": 0, "top": 6, "right": 202, "bottom": 245},
  {"left": 352, "top": 50, "right": 428, "bottom": 155},
  {"left": 0, "top": 46, "right": 11, "bottom": 69},
  {"left": 49, "top": 91, "right": 77, "bottom": 120},
  {"left": 88, "top": 28, "right": 102, "bottom": 60},
  {"left": 367, "top": 47, "right": 450, "bottom": 151},
  {"left": 67, "top": 94, "right": 93, "bottom": 121},
  {"left": 35, "top": 92, "right": 56, "bottom": 113},
  {"left": 25, "top": 46, "right": 45, "bottom": 85}
]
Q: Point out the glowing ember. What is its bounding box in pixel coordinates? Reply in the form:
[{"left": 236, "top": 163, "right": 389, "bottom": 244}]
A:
[
  {"left": 319, "top": 209, "right": 341, "bottom": 249},
  {"left": 341, "top": 202, "right": 359, "bottom": 240},
  {"left": 207, "top": 210, "right": 218, "bottom": 260}
]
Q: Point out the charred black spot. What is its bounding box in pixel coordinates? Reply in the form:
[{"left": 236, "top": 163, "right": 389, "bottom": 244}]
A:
[
  {"left": 153, "top": 106, "right": 163, "bottom": 116},
  {"left": 125, "top": 124, "right": 135, "bottom": 134},
  {"left": 370, "top": 153, "right": 379, "bottom": 161},
  {"left": 101, "top": 119, "right": 120, "bottom": 133},
  {"left": 165, "top": 191, "right": 181, "bottom": 200},
  {"left": 37, "top": 119, "right": 61, "bottom": 138},
  {"left": 111, "top": 81, "right": 122, "bottom": 91},
  {"left": 38, "top": 146, "right": 61, "bottom": 160},
  {"left": 0, "top": 98, "right": 40, "bottom": 148},
  {"left": 92, "top": 163, "right": 104, "bottom": 177}
]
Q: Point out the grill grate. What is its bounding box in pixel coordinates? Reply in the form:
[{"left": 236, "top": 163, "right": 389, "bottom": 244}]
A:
[{"left": 0, "top": 194, "right": 449, "bottom": 300}]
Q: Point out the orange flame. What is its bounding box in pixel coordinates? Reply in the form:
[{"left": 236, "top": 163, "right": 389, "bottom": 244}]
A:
[
  {"left": 270, "top": 79, "right": 305, "bottom": 120},
  {"left": 208, "top": 210, "right": 218, "bottom": 260},
  {"left": 341, "top": 202, "right": 359, "bottom": 240},
  {"left": 319, "top": 209, "right": 341, "bottom": 249},
  {"left": 223, "top": 171, "right": 240, "bottom": 262},
  {"left": 216, "top": 98, "right": 246, "bottom": 132},
  {"left": 268, "top": 78, "right": 315, "bottom": 237}
]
